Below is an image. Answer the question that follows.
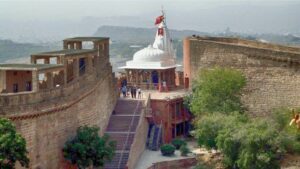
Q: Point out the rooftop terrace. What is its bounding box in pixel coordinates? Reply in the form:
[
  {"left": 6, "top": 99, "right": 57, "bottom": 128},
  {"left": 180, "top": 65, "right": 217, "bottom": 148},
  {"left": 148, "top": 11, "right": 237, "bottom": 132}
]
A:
[
  {"left": 0, "top": 64, "right": 64, "bottom": 71},
  {"left": 63, "top": 37, "right": 109, "bottom": 42},
  {"left": 31, "top": 49, "right": 97, "bottom": 56}
]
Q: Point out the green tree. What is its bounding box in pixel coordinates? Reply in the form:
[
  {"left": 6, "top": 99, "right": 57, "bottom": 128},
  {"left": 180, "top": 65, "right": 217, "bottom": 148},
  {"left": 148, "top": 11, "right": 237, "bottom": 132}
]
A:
[
  {"left": 0, "top": 118, "right": 29, "bottom": 169},
  {"left": 62, "top": 126, "right": 116, "bottom": 169},
  {"left": 189, "top": 67, "right": 246, "bottom": 115},
  {"left": 194, "top": 112, "right": 247, "bottom": 150}
]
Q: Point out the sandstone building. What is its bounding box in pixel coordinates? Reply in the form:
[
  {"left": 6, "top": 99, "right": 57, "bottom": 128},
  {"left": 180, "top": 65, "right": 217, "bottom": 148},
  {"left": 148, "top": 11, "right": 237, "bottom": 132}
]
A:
[
  {"left": 0, "top": 37, "right": 117, "bottom": 168},
  {"left": 184, "top": 36, "right": 300, "bottom": 115}
]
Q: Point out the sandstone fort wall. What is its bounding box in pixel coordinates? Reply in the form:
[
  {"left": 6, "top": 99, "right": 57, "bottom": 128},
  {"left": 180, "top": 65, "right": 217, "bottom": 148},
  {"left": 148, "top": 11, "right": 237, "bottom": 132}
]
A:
[
  {"left": 2, "top": 68, "right": 117, "bottom": 169},
  {"left": 184, "top": 37, "right": 300, "bottom": 115}
]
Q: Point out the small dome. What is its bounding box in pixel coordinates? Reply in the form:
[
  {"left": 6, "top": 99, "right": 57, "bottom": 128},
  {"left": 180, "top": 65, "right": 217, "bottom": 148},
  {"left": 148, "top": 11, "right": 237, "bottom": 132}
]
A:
[{"left": 133, "top": 45, "right": 166, "bottom": 62}]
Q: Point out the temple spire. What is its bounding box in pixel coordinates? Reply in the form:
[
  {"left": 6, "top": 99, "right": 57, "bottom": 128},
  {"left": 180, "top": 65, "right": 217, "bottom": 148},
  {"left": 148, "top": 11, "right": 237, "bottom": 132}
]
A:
[{"left": 152, "top": 10, "right": 175, "bottom": 59}]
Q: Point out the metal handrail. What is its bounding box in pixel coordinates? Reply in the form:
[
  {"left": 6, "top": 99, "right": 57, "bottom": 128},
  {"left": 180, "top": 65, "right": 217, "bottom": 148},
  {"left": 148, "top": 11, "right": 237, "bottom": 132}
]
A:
[{"left": 117, "top": 100, "right": 141, "bottom": 169}]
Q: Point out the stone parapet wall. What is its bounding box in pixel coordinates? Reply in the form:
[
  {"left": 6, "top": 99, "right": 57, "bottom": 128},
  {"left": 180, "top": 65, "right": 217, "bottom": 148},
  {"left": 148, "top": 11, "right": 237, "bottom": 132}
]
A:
[
  {"left": 1, "top": 68, "right": 117, "bottom": 169},
  {"left": 147, "top": 157, "right": 197, "bottom": 169},
  {"left": 185, "top": 37, "right": 300, "bottom": 115},
  {"left": 194, "top": 36, "right": 300, "bottom": 54},
  {"left": 0, "top": 72, "right": 95, "bottom": 114}
]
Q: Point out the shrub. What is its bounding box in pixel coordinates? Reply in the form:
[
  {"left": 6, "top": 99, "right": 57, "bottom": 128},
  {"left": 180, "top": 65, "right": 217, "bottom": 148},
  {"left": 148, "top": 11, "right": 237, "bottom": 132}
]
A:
[
  {"left": 194, "top": 112, "right": 247, "bottom": 149},
  {"left": 63, "top": 126, "right": 116, "bottom": 168},
  {"left": 160, "top": 144, "right": 176, "bottom": 156},
  {"left": 180, "top": 144, "right": 190, "bottom": 156},
  {"left": 171, "top": 138, "right": 186, "bottom": 149},
  {"left": 217, "top": 119, "right": 283, "bottom": 169},
  {"left": 0, "top": 118, "right": 29, "bottom": 168}
]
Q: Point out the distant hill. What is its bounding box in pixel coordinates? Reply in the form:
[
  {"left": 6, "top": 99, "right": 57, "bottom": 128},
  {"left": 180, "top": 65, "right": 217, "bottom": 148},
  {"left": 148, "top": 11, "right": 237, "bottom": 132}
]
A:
[
  {"left": 94, "top": 25, "right": 208, "bottom": 43},
  {"left": 0, "top": 39, "right": 59, "bottom": 63}
]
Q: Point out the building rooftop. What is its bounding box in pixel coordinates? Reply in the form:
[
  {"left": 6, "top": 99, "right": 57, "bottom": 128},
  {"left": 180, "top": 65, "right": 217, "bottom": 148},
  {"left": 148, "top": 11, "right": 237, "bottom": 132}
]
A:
[
  {"left": 0, "top": 64, "right": 64, "bottom": 71},
  {"left": 63, "top": 37, "right": 109, "bottom": 42},
  {"left": 31, "top": 49, "right": 97, "bottom": 57}
]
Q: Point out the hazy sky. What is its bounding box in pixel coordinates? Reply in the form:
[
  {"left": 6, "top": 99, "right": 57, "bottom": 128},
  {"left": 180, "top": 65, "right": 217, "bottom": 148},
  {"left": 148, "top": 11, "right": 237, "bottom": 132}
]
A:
[{"left": 0, "top": 0, "right": 299, "bottom": 42}]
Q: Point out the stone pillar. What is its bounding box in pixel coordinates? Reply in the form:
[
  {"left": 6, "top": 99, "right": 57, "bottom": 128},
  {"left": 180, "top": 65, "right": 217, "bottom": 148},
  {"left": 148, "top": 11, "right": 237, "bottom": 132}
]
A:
[
  {"left": 32, "top": 70, "right": 39, "bottom": 92},
  {"left": 44, "top": 57, "right": 50, "bottom": 64},
  {"left": 148, "top": 71, "right": 152, "bottom": 89},
  {"left": 105, "top": 42, "right": 109, "bottom": 59},
  {"left": 87, "top": 56, "right": 93, "bottom": 72},
  {"left": 0, "top": 70, "right": 6, "bottom": 92},
  {"left": 70, "top": 43, "right": 75, "bottom": 49},
  {"left": 166, "top": 69, "right": 170, "bottom": 86},
  {"left": 125, "top": 69, "right": 129, "bottom": 83},
  {"left": 64, "top": 64, "right": 68, "bottom": 85},
  {"left": 77, "top": 42, "right": 82, "bottom": 49},
  {"left": 73, "top": 58, "right": 79, "bottom": 79},
  {"left": 158, "top": 70, "right": 162, "bottom": 86},
  {"left": 183, "top": 38, "right": 191, "bottom": 88},
  {"left": 46, "top": 72, "right": 54, "bottom": 89},
  {"left": 134, "top": 70, "right": 137, "bottom": 85},
  {"left": 57, "top": 56, "right": 61, "bottom": 64},
  {"left": 31, "top": 57, "right": 37, "bottom": 64},
  {"left": 63, "top": 41, "right": 68, "bottom": 49}
]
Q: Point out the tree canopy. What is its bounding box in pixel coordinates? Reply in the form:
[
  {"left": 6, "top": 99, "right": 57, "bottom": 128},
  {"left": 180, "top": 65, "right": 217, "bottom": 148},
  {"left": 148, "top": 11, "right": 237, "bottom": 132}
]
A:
[
  {"left": 187, "top": 68, "right": 300, "bottom": 169},
  {"left": 63, "top": 126, "right": 116, "bottom": 169},
  {"left": 0, "top": 118, "right": 29, "bottom": 169},
  {"left": 189, "top": 67, "right": 246, "bottom": 115}
]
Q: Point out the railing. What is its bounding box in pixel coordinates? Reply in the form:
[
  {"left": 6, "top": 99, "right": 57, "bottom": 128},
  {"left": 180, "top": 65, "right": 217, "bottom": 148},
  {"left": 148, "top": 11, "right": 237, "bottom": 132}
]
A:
[{"left": 126, "top": 93, "right": 151, "bottom": 169}]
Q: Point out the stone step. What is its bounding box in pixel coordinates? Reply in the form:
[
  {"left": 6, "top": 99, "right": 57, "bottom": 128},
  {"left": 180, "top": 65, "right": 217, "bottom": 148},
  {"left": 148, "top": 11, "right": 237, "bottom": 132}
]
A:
[
  {"left": 107, "top": 133, "right": 135, "bottom": 150},
  {"left": 106, "top": 116, "right": 140, "bottom": 132},
  {"left": 104, "top": 152, "right": 129, "bottom": 169}
]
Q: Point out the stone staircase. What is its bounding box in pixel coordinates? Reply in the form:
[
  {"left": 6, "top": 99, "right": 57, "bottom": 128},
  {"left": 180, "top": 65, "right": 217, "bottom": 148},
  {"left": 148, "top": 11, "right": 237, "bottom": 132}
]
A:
[{"left": 104, "top": 99, "right": 143, "bottom": 169}]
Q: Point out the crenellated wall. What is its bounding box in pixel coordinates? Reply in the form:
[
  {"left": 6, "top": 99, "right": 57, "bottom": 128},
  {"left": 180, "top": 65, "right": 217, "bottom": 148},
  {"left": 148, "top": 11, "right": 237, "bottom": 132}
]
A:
[{"left": 184, "top": 37, "right": 300, "bottom": 116}]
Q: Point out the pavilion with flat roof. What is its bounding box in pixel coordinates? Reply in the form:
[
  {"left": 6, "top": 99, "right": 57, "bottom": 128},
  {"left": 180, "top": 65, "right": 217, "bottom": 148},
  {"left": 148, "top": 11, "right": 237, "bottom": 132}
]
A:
[{"left": 0, "top": 63, "right": 65, "bottom": 93}]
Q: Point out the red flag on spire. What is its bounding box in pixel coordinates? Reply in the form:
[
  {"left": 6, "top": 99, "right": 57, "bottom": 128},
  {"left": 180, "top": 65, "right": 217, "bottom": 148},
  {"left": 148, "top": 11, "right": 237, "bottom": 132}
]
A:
[{"left": 155, "top": 15, "right": 164, "bottom": 25}]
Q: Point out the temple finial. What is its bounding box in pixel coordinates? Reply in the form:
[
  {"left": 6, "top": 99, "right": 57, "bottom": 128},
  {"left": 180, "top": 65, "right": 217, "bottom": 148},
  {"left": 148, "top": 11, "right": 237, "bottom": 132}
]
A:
[{"left": 161, "top": 6, "right": 166, "bottom": 24}]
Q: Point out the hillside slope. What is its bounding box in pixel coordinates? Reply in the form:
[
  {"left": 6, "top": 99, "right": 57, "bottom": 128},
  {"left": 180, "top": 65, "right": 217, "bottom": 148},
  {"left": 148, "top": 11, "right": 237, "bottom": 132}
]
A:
[{"left": 0, "top": 39, "right": 59, "bottom": 63}]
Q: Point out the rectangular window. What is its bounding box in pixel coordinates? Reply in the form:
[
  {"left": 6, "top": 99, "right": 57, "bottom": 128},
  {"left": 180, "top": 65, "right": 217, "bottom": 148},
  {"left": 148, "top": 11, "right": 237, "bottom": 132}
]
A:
[{"left": 13, "top": 83, "right": 18, "bottom": 93}]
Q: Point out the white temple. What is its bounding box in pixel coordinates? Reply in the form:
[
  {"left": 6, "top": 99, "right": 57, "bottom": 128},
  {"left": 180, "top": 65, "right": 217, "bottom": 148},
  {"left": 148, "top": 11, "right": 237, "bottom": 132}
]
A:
[
  {"left": 120, "top": 14, "right": 180, "bottom": 70},
  {"left": 119, "top": 13, "right": 182, "bottom": 91}
]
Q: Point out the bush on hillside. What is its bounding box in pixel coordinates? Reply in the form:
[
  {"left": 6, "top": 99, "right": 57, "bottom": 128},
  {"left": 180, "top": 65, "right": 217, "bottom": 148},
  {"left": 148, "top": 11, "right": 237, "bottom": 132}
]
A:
[
  {"left": 171, "top": 138, "right": 187, "bottom": 150},
  {"left": 160, "top": 144, "right": 176, "bottom": 156}
]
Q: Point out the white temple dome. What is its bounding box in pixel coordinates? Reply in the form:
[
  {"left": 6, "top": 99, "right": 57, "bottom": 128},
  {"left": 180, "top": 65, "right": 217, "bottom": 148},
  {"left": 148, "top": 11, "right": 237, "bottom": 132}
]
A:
[
  {"left": 133, "top": 45, "right": 166, "bottom": 62},
  {"left": 119, "top": 13, "right": 181, "bottom": 70}
]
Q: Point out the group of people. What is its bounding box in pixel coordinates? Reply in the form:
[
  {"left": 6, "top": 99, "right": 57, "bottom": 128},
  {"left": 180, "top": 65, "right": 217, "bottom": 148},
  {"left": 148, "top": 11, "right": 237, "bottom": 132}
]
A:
[{"left": 121, "top": 85, "right": 142, "bottom": 99}]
